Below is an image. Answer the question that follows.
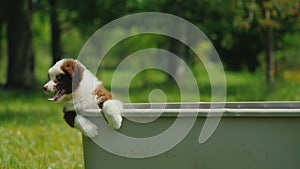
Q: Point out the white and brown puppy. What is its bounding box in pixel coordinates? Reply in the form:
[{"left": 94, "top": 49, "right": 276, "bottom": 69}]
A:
[{"left": 43, "top": 59, "right": 122, "bottom": 138}]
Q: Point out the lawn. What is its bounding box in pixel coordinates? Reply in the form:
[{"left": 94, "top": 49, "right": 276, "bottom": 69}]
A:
[
  {"left": 0, "top": 68, "right": 299, "bottom": 169},
  {"left": 0, "top": 90, "right": 83, "bottom": 169}
]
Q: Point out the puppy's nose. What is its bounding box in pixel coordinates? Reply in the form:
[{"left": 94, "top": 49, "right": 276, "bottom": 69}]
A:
[{"left": 44, "top": 86, "right": 50, "bottom": 93}]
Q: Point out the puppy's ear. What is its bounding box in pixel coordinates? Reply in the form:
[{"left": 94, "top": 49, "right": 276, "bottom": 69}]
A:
[
  {"left": 61, "top": 60, "right": 83, "bottom": 78},
  {"left": 61, "top": 59, "right": 84, "bottom": 90}
]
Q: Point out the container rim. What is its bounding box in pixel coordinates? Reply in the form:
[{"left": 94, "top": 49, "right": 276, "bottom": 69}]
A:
[{"left": 79, "top": 102, "right": 300, "bottom": 117}]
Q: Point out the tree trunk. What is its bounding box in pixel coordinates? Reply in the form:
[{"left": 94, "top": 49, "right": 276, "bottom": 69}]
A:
[
  {"left": 0, "top": 22, "right": 3, "bottom": 86},
  {"left": 0, "top": 0, "right": 6, "bottom": 72},
  {"left": 0, "top": 0, "right": 6, "bottom": 87},
  {"left": 0, "top": 21, "right": 2, "bottom": 66},
  {"left": 168, "top": 39, "right": 187, "bottom": 81},
  {"left": 265, "top": 28, "right": 275, "bottom": 84},
  {"left": 264, "top": 8, "right": 275, "bottom": 84},
  {"left": 49, "top": 0, "right": 63, "bottom": 65},
  {"left": 6, "top": 0, "right": 35, "bottom": 89}
]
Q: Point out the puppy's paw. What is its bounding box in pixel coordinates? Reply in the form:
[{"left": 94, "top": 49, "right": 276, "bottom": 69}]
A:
[
  {"left": 75, "top": 115, "right": 98, "bottom": 138},
  {"left": 103, "top": 99, "right": 123, "bottom": 130},
  {"left": 82, "top": 122, "right": 98, "bottom": 138}
]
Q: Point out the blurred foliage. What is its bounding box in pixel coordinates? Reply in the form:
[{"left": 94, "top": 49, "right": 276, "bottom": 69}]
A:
[
  {"left": 276, "top": 32, "right": 300, "bottom": 69},
  {"left": 31, "top": 0, "right": 299, "bottom": 71},
  {"left": 0, "top": 0, "right": 298, "bottom": 91}
]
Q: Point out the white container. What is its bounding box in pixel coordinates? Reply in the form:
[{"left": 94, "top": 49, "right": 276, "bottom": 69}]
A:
[{"left": 81, "top": 102, "right": 300, "bottom": 169}]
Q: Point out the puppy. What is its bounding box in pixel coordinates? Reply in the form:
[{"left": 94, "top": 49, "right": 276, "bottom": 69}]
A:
[{"left": 43, "top": 59, "right": 123, "bottom": 137}]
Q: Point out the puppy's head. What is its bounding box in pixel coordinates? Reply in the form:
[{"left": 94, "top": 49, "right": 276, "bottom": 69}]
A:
[{"left": 43, "top": 59, "right": 84, "bottom": 101}]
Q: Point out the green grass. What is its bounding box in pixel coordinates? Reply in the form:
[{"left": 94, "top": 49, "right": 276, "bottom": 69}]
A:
[
  {"left": 0, "top": 90, "right": 84, "bottom": 169},
  {"left": 100, "top": 68, "right": 300, "bottom": 102},
  {"left": 225, "top": 71, "right": 300, "bottom": 101}
]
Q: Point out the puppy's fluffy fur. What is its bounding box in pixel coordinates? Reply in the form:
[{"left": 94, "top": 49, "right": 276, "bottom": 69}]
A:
[{"left": 43, "top": 59, "right": 122, "bottom": 137}]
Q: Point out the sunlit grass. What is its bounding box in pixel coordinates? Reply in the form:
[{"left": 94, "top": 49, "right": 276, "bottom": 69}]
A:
[
  {"left": 0, "top": 125, "right": 83, "bottom": 169},
  {"left": 0, "top": 89, "right": 84, "bottom": 169}
]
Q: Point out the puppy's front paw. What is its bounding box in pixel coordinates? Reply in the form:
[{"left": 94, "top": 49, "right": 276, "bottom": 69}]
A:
[
  {"left": 82, "top": 121, "right": 98, "bottom": 138},
  {"left": 103, "top": 99, "right": 123, "bottom": 130},
  {"left": 75, "top": 115, "right": 98, "bottom": 138}
]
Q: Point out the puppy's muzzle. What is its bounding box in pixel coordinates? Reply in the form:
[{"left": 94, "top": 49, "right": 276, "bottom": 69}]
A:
[{"left": 43, "top": 85, "right": 51, "bottom": 93}]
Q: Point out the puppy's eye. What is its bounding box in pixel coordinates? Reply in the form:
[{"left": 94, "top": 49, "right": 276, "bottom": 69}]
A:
[{"left": 56, "top": 74, "right": 63, "bottom": 81}]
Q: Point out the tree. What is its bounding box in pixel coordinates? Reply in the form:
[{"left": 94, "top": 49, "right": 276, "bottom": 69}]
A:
[
  {"left": 234, "top": 0, "right": 300, "bottom": 83},
  {"left": 0, "top": 0, "right": 7, "bottom": 84},
  {"left": 6, "top": 0, "right": 35, "bottom": 88},
  {"left": 49, "top": 0, "right": 63, "bottom": 64},
  {"left": 35, "top": 0, "right": 63, "bottom": 65}
]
